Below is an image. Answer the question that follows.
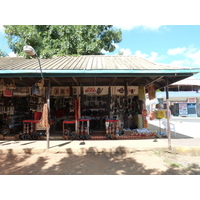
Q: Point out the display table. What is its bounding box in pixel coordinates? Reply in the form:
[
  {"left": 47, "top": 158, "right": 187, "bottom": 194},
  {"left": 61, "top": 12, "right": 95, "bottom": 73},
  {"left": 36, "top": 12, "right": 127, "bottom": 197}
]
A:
[
  {"left": 62, "top": 119, "right": 90, "bottom": 140},
  {"left": 77, "top": 119, "right": 90, "bottom": 135},
  {"left": 62, "top": 120, "right": 76, "bottom": 133},
  {"left": 23, "top": 120, "right": 54, "bottom": 134},
  {"left": 105, "top": 119, "right": 119, "bottom": 123},
  {"left": 23, "top": 120, "right": 41, "bottom": 134}
]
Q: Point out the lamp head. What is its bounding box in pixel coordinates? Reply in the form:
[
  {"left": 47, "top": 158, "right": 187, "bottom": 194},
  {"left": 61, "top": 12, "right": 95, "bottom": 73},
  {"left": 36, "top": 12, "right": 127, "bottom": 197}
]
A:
[{"left": 23, "top": 45, "right": 37, "bottom": 57}]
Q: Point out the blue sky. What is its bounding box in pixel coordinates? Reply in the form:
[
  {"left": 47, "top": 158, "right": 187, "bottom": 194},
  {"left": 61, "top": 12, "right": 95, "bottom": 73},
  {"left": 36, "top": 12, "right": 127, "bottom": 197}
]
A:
[{"left": 1, "top": 25, "right": 200, "bottom": 78}]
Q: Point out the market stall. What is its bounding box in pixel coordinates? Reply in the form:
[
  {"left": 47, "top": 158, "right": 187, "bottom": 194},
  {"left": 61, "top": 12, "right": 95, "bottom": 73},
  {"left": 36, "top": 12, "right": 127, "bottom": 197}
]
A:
[{"left": 0, "top": 55, "right": 199, "bottom": 141}]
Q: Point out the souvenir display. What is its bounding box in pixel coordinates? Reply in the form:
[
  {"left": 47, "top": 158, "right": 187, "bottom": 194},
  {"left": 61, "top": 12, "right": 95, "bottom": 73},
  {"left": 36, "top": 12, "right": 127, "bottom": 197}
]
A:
[{"left": 0, "top": 83, "right": 156, "bottom": 141}]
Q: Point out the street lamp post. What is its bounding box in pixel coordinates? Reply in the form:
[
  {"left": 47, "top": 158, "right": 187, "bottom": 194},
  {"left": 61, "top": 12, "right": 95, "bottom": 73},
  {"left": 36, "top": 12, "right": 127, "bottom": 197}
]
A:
[
  {"left": 23, "top": 46, "right": 43, "bottom": 79},
  {"left": 23, "top": 45, "right": 50, "bottom": 149}
]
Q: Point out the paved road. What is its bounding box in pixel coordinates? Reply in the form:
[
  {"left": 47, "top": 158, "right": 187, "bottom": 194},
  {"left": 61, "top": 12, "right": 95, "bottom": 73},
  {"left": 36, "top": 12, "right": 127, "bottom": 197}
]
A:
[
  {"left": 148, "top": 116, "right": 200, "bottom": 139},
  {"left": 171, "top": 117, "right": 200, "bottom": 123}
]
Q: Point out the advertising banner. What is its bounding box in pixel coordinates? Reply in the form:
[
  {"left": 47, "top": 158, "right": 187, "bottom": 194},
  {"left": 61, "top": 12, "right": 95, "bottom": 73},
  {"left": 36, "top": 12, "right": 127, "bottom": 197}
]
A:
[
  {"left": 111, "top": 86, "right": 125, "bottom": 96},
  {"left": 52, "top": 87, "right": 70, "bottom": 96},
  {"left": 179, "top": 103, "right": 188, "bottom": 115},
  {"left": 83, "top": 86, "right": 109, "bottom": 95},
  {"left": 188, "top": 98, "right": 196, "bottom": 103},
  {"left": 127, "top": 86, "right": 138, "bottom": 95},
  {"left": 72, "top": 86, "right": 80, "bottom": 96}
]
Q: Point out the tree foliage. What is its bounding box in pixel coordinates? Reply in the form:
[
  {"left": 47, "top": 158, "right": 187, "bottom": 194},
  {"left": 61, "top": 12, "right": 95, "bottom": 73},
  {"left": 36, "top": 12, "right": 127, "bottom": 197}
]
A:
[
  {"left": 4, "top": 25, "right": 122, "bottom": 58},
  {"left": 0, "top": 49, "right": 8, "bottom": 57}
]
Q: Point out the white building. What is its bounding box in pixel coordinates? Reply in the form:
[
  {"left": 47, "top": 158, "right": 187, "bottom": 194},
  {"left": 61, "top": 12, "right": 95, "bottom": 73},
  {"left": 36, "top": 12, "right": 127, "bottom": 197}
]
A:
[{"left": 148, "top": 77, "right": 200, "bottom": 117}]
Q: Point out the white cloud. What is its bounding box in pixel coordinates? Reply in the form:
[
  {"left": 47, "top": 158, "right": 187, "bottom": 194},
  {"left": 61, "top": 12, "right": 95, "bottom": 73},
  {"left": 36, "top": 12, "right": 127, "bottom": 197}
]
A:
[
  {"left": 119, "top": 48, "right": 132, "bottom": 55},
  {"left": 112, "top": 43, "right": 119, "bottom": 49},
  {"left": 167, "top": 46, "right": 200, "bottom": 67},
  {"left": 167, "top": 47, "right": 186, "bottom": 55},
  {"left": 170, "top": 60, "right": 185, "bottom": 66},
  {"left": 142, "top": 25, "right": 164, "bottom": 31},
  {"left": 101, "top": 49, "right": 109, "bottom": 54},
  {"left": 114, "top": 25, "right": 163, "bottom": 31},
  {"left": 187, "top": 51, "right": 200, "bottom": 66},
  {"left": 134, "top": 50, "right": 148, "bottom": 58},
  {"left": 9, "top": 52, "right": 17, "bottom": 57},
  {"left": 186, "top": 49, "right": 200, "bottom": 59},
  {"left": 148, "top": 52, "right": 159, "bottom": 62},
  {"left": 167, "top": 45, "right": 200, "bottom": 67},
  {"left": 101, "top": 43, "right": 119, "bottom": 54},
  {"left": 133, "top": 50, "right": 164, "bottom": 62}
]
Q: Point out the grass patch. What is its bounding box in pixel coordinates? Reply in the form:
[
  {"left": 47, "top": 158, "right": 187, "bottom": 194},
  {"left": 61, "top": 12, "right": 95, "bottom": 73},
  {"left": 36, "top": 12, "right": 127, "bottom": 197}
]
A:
[{"left": 170, "top": 163, "right": 183, "bottom": 168}]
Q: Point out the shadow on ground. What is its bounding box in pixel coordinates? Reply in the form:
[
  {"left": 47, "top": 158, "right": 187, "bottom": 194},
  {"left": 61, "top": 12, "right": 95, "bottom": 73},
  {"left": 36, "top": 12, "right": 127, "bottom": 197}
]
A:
[{"left": 0, "top": 147, "right": 200, "bottom": 175}]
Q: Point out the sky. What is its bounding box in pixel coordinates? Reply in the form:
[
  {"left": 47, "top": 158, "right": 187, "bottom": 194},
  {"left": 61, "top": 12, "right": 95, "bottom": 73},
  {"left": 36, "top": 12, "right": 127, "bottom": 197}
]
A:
[{"left": 1, "top": 25, "right": 200, "bottom": 78}]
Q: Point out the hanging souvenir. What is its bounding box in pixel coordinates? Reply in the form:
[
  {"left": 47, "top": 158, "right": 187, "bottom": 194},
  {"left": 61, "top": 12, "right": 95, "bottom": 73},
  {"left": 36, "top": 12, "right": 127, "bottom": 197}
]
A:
[
  {"left": 155, "top": 110, "right": 166, "bottom": 119},
  {"left": 0, "top": 79, "right": 6, "bottom": 91},
  {"left": 138, "top": 86, "right": 146, "bottom": 101},
  {"left": 31, "top": 84, "right": 40, "bottom": 95},
  {"left": 37, "top": 79, "right": 44, "bottom": 90},
  {"left": 149, "top": 111, "right": 155, "bottom": 120},
  {"left": 148, "top": 84, "right": 156, "bottom": 100},
  {"left": 144, "top": 118, "right": 148, "bottom": 128},
  {"left": 142, "top": 109, "right": 148, "bottom": 116},
  {"left": 8, "top": 80, "right": 16, "bottom": 90}
]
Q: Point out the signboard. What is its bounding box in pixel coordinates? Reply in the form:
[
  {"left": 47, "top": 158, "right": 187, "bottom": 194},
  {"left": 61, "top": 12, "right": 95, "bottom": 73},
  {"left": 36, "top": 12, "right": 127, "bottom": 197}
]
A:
[
  {"left": 179, "top": 103, "right": 188, "bottom": 115},
  {"left": 111, "top": 86, "right": 125, "bottom": 96},
  {"left": 127, "top": 86, "right": 138, "bottom": 95},
  {"left": 52, "top": 87, "right": 70, "bottom": 96},
  {"left": 72, "top": 86, "right": 80, "bottom": 96},
  {"left": 83, "top": 86, "right": 109, "bottom": 95},
  {"left": 188, "top": 98, "right": 196, "bottom": 103}
]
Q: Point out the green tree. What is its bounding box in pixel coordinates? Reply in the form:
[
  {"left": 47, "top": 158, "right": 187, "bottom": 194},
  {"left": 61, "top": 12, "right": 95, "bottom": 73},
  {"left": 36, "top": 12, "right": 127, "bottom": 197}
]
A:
[
  {"left": 4, "top": 25, "right": 122, "bottom": 58},
  {"left": 0, "top": 49, "right": 8, "bottom": 57}
]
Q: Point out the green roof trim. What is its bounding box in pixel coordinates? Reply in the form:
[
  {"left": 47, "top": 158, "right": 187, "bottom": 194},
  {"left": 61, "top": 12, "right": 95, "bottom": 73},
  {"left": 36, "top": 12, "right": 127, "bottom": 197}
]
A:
[{"left": 0, "top": 68, "right": 199, "bottom": 78}]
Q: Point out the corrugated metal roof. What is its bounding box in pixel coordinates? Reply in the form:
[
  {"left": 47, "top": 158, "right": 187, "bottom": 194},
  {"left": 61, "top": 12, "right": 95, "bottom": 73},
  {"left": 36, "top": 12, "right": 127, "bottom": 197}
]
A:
[
  {"left": 0, "top": 55, "right": 199, "bottom": 89},
  {"left": 0, "top": 55, "right": 194, "bottom": 71},
  {"left": 171, "top": 76, "right": 200, "bottom": 86}
]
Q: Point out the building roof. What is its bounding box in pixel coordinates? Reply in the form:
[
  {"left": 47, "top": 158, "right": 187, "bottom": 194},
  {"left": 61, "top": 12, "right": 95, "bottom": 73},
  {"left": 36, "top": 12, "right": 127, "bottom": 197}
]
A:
[
  {"left": 171, "top": 76, "right": 200, "bottom": 86},
  {"left": 0, "top": 55, "right": 199, "bottom": 89},
  {"left": 0, "top": 55, "right": 195, "bottom": 71}
]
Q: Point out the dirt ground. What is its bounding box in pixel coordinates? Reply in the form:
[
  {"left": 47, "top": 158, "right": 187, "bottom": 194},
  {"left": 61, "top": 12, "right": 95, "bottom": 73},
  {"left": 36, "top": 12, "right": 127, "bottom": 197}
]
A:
[{"left": 0, "top": 149, "right": 200, "bottom": 175}]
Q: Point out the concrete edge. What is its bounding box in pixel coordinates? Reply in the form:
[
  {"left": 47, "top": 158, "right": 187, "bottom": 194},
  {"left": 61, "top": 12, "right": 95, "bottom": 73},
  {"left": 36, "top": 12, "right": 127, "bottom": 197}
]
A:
[{"left": 1, "top": 146, "right": 200, "bottom": 155}]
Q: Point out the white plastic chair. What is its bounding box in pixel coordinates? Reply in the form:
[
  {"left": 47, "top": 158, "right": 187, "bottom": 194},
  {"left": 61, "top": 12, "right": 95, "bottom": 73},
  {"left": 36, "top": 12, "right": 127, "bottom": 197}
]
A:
[{"left": 161, "top": 120, "right": 176, "bottom": 138}]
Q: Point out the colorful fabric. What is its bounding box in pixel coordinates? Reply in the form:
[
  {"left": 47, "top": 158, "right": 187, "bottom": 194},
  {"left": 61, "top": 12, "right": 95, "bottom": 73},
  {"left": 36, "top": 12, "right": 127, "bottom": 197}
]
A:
[{"left": 40, "top": 103, "right": 50, "bottom": 129}]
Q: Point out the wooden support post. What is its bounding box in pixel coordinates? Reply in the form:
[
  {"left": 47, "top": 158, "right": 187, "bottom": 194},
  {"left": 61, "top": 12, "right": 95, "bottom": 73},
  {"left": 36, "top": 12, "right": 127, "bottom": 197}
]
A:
[
  {"left": 46, "top": 80, "right": 50, "bottom": 149},
  {"left": 166, "top": 77, "right": 171, "bottom": 150}
]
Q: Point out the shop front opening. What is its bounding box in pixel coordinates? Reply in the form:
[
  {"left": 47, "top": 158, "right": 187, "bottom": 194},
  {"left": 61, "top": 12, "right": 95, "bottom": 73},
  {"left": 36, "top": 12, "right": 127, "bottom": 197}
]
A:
[{"left": 0, "top": 83, "right": 156, "bottom": 140}]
